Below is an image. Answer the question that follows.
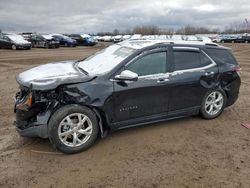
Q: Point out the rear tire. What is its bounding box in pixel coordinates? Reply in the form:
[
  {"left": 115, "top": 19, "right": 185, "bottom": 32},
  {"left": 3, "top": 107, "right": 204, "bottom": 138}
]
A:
[
  {"left": 48, "top": 105, "right": 99, "bottom": 154},
  {"left": 200, "top": 89, "right": 227, "bottom": 119}
]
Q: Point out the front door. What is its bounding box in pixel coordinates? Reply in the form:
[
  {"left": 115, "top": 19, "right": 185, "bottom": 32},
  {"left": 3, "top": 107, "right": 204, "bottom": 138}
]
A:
[{"left": 112, "top": 49, "right": 171, "bottom": 127}]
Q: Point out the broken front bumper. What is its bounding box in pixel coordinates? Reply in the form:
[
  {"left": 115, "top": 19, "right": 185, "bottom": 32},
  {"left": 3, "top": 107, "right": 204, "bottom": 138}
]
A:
[
  {"left": 14, "top": 119, "right": 48, "bottom": 138},
  {"left": 13, "top": 89, "right": 57, "bottom": 138}
]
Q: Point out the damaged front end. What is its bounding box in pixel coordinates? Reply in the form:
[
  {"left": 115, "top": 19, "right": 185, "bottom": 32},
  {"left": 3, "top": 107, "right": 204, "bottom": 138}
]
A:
[
  {"left": 14, "top": 84, "right": 59, "bottom": 138},
  {"left": 13, "top": 61, "right": 94, "bottom": 138}
]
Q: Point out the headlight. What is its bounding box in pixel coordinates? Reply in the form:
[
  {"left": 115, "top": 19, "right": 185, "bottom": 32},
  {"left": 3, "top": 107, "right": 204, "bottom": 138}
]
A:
[{"left": 16, "top": 93, "right": 33, "bottom": 111}]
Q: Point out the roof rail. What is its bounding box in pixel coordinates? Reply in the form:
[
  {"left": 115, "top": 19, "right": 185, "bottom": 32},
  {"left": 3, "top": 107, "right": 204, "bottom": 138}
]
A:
[{"left": 120, "top": 39, "right": 219, "bottom": 49}]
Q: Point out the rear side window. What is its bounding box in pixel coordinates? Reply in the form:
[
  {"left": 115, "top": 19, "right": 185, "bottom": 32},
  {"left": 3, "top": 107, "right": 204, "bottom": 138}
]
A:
[
  {"left": 174, "top": 51, "right": 200, "bottom": 71},
  {"left": 205, "top": 48, "right": 238, "bottom": 65},
  {"left": 127, "top": 52, "right": 166, "bottom": 76},
  {"left": 173, "top": 51, "right": 212, "bottom": 71}
]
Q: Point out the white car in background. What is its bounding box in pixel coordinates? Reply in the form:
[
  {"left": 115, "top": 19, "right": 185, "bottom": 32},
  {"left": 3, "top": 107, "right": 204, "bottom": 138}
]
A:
[
  {"left": 122, "top": 35, "right": 131, "bottom": 40},
  {"left": 171, "top": 35, "right": 183, "bottom": 41},
  {"left": 212, "top": 36, "right": 222, "bottom": 43},
  {"left": 155, "top": 35, "right": 168, "bottom": 40},
  {"left": 130, "top": 34, "right": 142, "bottom": 40},
  {"left": 198, "top": 36, "right": 212, "bottom": 43},
  {"left": 141, "top": 35, "right": 155, "bottom": 40},
  {"left": 113, "top": 35, "right": 123, "bottom": 43},
  {"left": 103, "top": 36, "right": 112, "bottom": 42},
  {"left": 184, "top": 35, "right": 199, "bottom": 41}
]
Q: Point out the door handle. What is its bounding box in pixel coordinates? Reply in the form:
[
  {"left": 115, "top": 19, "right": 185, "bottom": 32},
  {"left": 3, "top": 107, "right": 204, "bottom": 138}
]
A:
[
  {"left": 205, "top": 71, "right": 214, "bottom": 76},
  {"left": 157, "top": 78, "right": 169, "bottom": 83}
]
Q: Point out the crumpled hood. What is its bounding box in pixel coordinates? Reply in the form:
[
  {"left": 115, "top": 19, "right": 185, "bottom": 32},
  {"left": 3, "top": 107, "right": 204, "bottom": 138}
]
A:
[{"left": 16, "top": 61, "right": 94, "bottom": 90}]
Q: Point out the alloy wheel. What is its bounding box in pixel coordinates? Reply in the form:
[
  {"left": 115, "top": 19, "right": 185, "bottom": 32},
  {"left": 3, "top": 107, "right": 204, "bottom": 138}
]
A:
[
  {"left": 58, "top": 113, "right": 93, "bottom": 147},
  {"left": 205, "top": 91, "right": 224, "bottom": 116}
]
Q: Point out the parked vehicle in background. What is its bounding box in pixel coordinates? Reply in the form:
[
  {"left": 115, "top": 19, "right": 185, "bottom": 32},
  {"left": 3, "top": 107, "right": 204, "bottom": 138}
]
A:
[
  {"left": 97, "top": 36, "right": 105, "bottom": 41},
  {"left": 21, "top": 32, "right": 33, "bottom": 42},
  {"left": 197, "top": 36, "right": 212, "bottom": 43},
  {"left": 68, "top": 34, "right": 97, "bottom": 46},
  {"left": 232, "top": 35, "right": 250, "bottom": 43},
  {"left": 122, "top": 35, "right": 131, "bottom": 40},
  {"left": 220, "top": 35, "right": 237, "bottom": 43},
  {"left": 92, "top": 36, "right": 100, "bottom": 42},
  {"left": 113, "top": 35, "right": 123, "bottom": 43},
  {"left": 211, "top": 36, "right": 222, "bottom": 43},
  {"left": 184, "top": 35, "right": 199, "bottom": 41},
  {"left": 155, "top": 35, "right": 168, "bottom": 40},
  {"left": 241, "top": 35, "right": 250, "bottom": 43},
  {"left": 30, "top": 34, "right": 60, "bottom": 48},
  {"left": 103, "top": 35, "right": 113, "bottom": 42},
  {"left": 0, "top": 34, "right": 31, "bottom": 50},
  {"left": 130, "top": 34, "right": 142, "bottom": 40},
  {"left": 52, "top": 34, "right": 77, "bottom": 47},
  {"left": 14, "top": 40, "right": 241, "bottom": 154},
  {"left": 142, "top": 35, "right": 155, "bottom": 40},
  {"left": 171, "top": 35, "right": 183, "bottom": 41}
]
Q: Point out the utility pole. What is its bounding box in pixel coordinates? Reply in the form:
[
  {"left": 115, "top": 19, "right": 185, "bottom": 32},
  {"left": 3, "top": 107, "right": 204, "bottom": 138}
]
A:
[{"left": 245, "top": 18, "right": 249, "bottom": 34}]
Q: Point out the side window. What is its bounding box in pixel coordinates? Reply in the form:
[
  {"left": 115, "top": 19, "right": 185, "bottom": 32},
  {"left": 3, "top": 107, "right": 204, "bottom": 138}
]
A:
[
  {"left": 127, "top": 52, "right": 167, "bottom": 76},
  {"left": 3, "top": 36, "right": 10, "bottom": 41},
  {"left": 205, "top": 49, "right": 237, "bottom": 65},
  {"left": 200, "top": 52, "right": 212, "bottom": 67},
  {"left": 173, "top": 50, "right": 212, "bottom": 71}
]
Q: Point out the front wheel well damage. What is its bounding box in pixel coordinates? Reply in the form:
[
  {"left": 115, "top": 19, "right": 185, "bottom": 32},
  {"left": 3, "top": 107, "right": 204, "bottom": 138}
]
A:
[{"left": 48, "top": 103, "right": 109, "bottom": 138}]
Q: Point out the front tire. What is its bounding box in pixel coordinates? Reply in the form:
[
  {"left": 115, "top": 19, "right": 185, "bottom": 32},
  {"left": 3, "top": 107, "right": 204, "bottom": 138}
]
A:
[
  {"left": 48, "top": 105, "right": 99, "bottom": 154},
  {"left": 200, "top": 89, "right": 227, "bottom": 119},
  {"left": 11, "top": 44, "right": 17, "bottom": 50}
]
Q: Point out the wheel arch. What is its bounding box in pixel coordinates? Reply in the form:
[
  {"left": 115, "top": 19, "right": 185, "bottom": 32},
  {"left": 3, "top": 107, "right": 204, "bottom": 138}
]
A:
[{"left": 47, "top": 103, "right": 109, "bottom": 138}]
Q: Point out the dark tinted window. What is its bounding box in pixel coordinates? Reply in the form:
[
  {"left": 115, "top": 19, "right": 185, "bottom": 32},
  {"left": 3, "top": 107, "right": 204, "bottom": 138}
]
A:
[
  {"left": 200, "top": 52, "right": 212, "bottom": 67},
  {"left": 127, "top": 52, "right": 166, "bottom": 76},
  {"left": 205, "top": 48, "right": 238, "bottom": 65},
  {"left": 174, "top": 51, "right": 200, "bottom": 71}
]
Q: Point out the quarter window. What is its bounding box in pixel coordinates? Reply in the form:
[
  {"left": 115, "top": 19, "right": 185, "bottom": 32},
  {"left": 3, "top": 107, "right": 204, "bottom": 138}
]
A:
[
  {"left": 127, "top": 52, "right": 166, "bottom": 76},
  {"left": 200, "top": 52, "right": 212, "bottom": 67}
]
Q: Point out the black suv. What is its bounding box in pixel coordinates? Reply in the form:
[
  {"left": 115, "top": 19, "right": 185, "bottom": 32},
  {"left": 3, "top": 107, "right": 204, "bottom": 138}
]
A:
[{"left": 14, "top": 40, "right": 241, "bottom": 154}]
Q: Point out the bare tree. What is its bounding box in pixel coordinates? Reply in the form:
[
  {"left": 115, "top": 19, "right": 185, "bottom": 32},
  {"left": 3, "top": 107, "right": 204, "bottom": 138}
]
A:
[
  {"left": 133, "top": 25, "right": 160, "bottom": 35},
  {"left": 113, "top": 29, "right": 119, "bottom": 35}
]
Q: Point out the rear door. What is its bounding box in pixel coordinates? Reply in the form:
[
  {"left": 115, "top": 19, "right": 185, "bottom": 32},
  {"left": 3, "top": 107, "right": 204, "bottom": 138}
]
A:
[
  {"left": 167, "top": 46, "right": 218, "bottom": 112},
  {"left": 112, "top": 48, "right": 171, "bottom": 126}
]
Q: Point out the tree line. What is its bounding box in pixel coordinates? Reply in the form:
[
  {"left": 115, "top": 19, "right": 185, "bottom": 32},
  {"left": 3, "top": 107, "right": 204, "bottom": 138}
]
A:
[{"left": 97, "top": 19, "right": 250, "bottom": 36}]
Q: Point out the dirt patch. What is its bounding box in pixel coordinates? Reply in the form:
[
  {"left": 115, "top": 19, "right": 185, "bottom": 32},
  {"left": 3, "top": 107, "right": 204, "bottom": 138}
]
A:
[{"left": 0, "top": 43, "right": 249, "bottom": 188}]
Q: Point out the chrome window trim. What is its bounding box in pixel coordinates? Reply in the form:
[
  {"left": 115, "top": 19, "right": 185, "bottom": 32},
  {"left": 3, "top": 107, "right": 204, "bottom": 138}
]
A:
[{"left": 111, "top": 47, "right": 217, "bottom": 81}]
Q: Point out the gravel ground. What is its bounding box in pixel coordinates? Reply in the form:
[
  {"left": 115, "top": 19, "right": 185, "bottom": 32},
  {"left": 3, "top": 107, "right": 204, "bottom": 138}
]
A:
[{"left": 0, "top": 43, "right": 249, "bottom": 188}]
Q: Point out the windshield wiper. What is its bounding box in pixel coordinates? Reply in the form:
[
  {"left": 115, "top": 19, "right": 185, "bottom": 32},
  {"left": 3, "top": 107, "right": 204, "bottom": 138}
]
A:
[{"left": 78, "top": 66, "right": 89, "bottom": 75}]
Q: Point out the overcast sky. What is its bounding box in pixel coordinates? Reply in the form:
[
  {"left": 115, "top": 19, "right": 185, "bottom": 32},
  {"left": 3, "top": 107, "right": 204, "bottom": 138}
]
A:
[{"left": 0, "top": 0, "right": 249, "bottom": 33}]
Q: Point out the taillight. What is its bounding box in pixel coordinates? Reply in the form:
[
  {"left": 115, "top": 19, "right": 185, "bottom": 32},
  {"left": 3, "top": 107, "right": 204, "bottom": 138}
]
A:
[{"left": 234, "top": 66, "right": 241, "bottom": 72}]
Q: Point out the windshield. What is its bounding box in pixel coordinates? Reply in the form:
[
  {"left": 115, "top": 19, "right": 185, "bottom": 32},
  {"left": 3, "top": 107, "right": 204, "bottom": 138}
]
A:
[{"left": 78, "top": 44, "right": 135, "bottom": 75}]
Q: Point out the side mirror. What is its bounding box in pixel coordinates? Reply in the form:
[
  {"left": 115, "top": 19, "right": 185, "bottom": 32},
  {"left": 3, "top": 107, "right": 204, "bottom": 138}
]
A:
[{"left": 115, "top": 70, "right": 138, "bottom": 81}]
